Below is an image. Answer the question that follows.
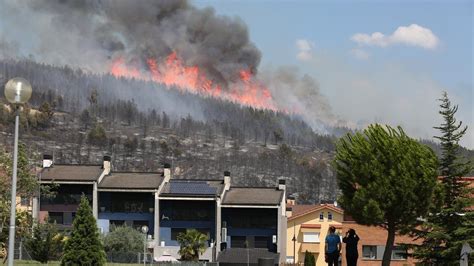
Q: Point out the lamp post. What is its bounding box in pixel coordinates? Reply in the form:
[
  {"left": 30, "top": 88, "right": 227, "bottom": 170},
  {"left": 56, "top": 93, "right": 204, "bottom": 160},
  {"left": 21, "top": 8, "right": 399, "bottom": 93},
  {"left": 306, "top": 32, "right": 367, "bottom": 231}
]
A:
[
  {"left": 292, "top": 221, "right": 296, "bottom": 264},
  {"left": 4, "top": 77, "right": 32, "bottom": 266},
  {"left": 141, "top": 225, "right": 149, "bottom": 266}
]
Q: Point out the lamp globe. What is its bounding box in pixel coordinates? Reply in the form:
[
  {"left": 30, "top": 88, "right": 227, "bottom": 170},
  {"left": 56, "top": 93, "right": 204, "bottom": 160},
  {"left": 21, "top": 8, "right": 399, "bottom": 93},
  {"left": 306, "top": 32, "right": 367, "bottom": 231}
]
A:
[{"left": 4, "top": 77, "right": 32, "bottom": 104}]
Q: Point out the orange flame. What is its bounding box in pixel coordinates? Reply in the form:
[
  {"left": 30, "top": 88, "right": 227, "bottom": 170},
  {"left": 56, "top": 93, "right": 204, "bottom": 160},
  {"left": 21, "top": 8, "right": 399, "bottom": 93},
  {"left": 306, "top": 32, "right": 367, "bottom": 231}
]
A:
[{"left": 110, "top": 52, "right": 278, "bottom": 111}]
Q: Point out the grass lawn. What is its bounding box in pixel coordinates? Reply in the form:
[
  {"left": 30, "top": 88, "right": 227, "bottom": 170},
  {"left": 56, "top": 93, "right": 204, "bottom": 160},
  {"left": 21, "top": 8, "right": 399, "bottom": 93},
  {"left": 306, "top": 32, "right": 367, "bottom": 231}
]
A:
[{"left": 13, "top": 261, "right": 145, "bottom": 265}]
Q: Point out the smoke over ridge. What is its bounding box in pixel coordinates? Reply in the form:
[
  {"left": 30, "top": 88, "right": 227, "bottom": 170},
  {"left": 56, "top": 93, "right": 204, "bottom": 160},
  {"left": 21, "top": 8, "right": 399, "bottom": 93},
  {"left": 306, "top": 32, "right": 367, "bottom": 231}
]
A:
[{"left": 1, "top": 0, "right": 337, "bottom": 128}]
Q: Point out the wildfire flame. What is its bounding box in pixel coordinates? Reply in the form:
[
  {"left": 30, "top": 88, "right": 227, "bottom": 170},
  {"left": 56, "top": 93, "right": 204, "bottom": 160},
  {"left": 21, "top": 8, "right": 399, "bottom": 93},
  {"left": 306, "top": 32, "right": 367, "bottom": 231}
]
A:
[{"left": 110, "top": 52, "right": 278, "bottom": 111}]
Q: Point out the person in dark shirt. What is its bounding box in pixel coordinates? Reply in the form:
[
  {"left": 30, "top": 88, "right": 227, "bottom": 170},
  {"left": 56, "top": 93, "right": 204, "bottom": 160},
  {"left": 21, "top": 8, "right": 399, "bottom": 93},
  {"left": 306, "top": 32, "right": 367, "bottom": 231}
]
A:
[{"left": 342, "top": 229, "right": 359, "bottom": 266}]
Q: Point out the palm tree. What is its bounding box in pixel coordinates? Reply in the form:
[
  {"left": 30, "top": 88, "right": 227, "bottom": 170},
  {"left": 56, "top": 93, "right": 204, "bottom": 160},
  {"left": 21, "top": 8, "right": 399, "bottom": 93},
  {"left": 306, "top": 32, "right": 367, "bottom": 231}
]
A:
[{"left": 176, "top": 229, "right": 208, "bottom": 261}]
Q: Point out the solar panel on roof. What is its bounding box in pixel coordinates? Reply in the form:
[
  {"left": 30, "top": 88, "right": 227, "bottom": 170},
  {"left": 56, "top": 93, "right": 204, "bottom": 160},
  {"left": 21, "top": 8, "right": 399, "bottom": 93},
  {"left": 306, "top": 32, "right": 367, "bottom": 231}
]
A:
[{"left": 168, "top": 181, "right": 217, "bottom": 195}]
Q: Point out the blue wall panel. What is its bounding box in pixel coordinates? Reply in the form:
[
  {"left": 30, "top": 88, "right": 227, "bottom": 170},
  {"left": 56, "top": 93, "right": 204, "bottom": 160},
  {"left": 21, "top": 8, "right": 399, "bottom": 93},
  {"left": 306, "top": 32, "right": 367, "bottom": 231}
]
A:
[{"left": 98, "top": 212, "right": 154, "bottom": 234}]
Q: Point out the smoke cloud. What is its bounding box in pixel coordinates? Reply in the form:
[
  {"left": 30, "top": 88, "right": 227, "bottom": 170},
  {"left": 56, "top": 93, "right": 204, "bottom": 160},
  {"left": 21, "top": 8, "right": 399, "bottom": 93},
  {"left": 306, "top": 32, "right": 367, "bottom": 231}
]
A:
[
  {"left": 3, "top": 0, "right": 261, "bottom": 85},
  {"left": 1, "top": 0, "right": 337, "bottom": 129},
  {"left": 261, "top": 67, "right": 337, "bottom": 129}
]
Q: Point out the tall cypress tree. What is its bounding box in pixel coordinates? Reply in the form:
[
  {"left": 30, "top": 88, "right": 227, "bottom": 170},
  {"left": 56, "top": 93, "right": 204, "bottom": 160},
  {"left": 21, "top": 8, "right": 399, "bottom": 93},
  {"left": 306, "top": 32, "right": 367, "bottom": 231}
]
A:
[
  {"left": 61, "top": 195, "right": 106, "bottom": 266},
  {"left": 412, "top": 92, "right": 473, "bottom": 264},
  {"left": 304, "top": 250, "right": 315, "bottom": 266}
]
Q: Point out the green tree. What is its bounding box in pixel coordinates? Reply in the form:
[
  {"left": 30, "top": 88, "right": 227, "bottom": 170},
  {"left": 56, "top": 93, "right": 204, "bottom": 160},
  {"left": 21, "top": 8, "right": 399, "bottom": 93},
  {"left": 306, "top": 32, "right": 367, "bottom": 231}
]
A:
[
  {"left": 25, "top": 222, "right": 64, "bottom": 263},
  {"left": 412, "top": 92, "right": 474, "bottom": 264},
  {"left": 176, "top": 229, "right": 208, "bottom": 261},
  {"left": 303, "top": 250, "right": 315, "bottom": 266},
  {"left": 61, "top": 196, "right": 106, "bottom": 266},
  {"left": 0, "top": 143, "right": 37, "bottom": 250},
  {"left": 0, "top": 143, "right": 38, "bottom": 200},
  {"left": 87, "top": 123, "right": 107, "bottom": 147},
  {"left": 103, "top": 225, "right": 143, "bottom": 253},
  {"left": 334, "top": 124, "right": 438, "bottom": 266}
]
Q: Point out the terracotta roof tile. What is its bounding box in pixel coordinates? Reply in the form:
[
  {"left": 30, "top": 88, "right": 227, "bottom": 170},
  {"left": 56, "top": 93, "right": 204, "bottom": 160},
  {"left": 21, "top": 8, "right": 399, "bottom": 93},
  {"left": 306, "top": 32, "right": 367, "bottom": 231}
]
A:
[{"left": 288, "top": 204, "right": 343, "bottom": 221}]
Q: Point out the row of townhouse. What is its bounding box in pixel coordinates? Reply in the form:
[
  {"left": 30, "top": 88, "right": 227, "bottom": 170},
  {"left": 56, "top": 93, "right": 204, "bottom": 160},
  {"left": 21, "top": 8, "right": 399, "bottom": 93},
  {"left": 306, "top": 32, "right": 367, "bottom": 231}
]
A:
[
  {"left": 26, "top": 154, "right": 474, "bottom": 265},
  {"left": 32, "top": 155, "right": 287, "bottom": 264}
]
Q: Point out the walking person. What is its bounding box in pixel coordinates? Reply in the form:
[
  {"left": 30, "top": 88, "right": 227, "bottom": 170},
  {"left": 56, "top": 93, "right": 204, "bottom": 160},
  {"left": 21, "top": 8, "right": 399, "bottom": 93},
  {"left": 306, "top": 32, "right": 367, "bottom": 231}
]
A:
[
  {"left": 343, "top": 229, "right": 359, "bottom": 266},
  {"left": 325, "top": 226, "right": 341, "bottom": 266}
]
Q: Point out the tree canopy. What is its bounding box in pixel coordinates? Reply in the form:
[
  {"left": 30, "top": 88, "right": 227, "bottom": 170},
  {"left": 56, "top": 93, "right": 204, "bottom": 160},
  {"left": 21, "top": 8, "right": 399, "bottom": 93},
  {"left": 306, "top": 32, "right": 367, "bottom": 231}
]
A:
[
  {"left": 61, "top": 196, "right": 106, "bottom": 266},
  {"left": 411, "top": 92, "right": 474, "bottom": 264},
  {"left": 0, "top": 143, "right": 37, "bottom": 247},
  {"left": 303, "top": 250, "right": 315, "bottom": 266},
  {"left": 25, "top": 222, "right": 64, "bottom": 263},
  {"left": 177, "top": 229, "right": 208, "bottom": 261},
  {"left": 103, "top": 225, "right": 143, "bottom": 253},
  {"left": 334, "top": 124, "right": 438, "bottom": 266}
]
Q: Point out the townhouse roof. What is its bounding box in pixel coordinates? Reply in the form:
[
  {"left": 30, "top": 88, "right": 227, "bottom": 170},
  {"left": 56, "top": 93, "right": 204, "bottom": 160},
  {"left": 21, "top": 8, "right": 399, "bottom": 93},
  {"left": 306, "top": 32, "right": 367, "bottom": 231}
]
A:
[
  {"left": 159, "top": 179, "right": 224, "bottom": 197},
  {"left": 99, "top": 172, "right": 164, "bottom": 189},
  {"left": 217, "top": 248, "right": 279, "bottom": 264},
  {"left": 288, "top": 204, "right": 343, "bottom": 221},
  {"left": 222, "top": 187, "right": 283, "bottom": 206},
  {"left": 40, "top": 164, "right": 103, "bottom": 182}
]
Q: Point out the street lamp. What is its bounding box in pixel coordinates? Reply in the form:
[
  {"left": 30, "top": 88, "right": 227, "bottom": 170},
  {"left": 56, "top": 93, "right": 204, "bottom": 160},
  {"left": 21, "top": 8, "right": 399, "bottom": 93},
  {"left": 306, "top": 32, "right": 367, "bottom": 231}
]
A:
[
  {"left": 292, "top": 221, "right": 296, "bottom": 264},
  {"left": 141, "top": 225, "right": 149, "bottom": 266},
  {"left": 4, "top": 77, "right": 32, "bottom": 266}
]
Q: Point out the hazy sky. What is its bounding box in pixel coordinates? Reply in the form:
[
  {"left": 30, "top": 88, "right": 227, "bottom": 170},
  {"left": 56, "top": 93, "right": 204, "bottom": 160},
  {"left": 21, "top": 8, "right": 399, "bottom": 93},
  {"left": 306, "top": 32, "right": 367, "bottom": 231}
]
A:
[{"left": 194, "top": 0, "right": 473, "bottom": 148}]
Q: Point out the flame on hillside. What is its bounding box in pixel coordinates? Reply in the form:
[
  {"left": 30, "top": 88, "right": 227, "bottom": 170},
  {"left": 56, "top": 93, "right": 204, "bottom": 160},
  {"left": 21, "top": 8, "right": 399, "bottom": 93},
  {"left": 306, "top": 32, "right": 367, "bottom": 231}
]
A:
[{"left": 110, "top": 52, "right": 278, "bottom": 111}]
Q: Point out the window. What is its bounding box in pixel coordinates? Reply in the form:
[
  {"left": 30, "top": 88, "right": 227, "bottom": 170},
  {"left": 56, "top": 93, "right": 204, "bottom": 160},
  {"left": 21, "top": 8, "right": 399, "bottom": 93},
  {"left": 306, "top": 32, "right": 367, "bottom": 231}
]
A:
[
  {"left": 303, "top": 232, "right": 320, "bottom": 243},
  {"left": 222, "top": 208, "right": 276, "bottom": 229},
  {"left": 391, "top": 247, "right": 407, "bottom": 260},
  {"left": 254, "top": 236, "right": 269, "bottom": 248},
  {"left": 161, "top": 201, "right": 215, "bottom": 222},
  {"left": 63, "top": 212, "right": 74, "bottom": 225},
  {"left": 171, "top": 228, "right": 186, "bottom": 241},
  {"left": 362, "top": 245, "right": 407, "bottom": 261},
  {"left": 49, "top": 212, "right": 63, "bottom": 224},
  {"left": 362, "top": 245, "right": 377, "bottom": 259},
  {"left": 171, "top": 228, "right": 210, "bottom": 241},
  {"left": 319, "top": 212, "right": 324, "bottom": 221},
  {"left": 231, "top": 236, "right": 247, "bottom": 248},
  {"left": 328, "top": 212, "right": 333, "bottom": 221}
]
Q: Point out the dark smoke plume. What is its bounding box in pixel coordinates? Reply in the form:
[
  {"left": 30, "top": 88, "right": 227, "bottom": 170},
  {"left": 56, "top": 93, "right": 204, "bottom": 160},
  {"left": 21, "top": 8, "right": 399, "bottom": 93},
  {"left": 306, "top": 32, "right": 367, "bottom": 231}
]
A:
[
  {"left": 1, "top": 0, "right": 339, "bottom": 128},
  {"left": 4, "top": 0, "right": 261, "bottom": 86}
]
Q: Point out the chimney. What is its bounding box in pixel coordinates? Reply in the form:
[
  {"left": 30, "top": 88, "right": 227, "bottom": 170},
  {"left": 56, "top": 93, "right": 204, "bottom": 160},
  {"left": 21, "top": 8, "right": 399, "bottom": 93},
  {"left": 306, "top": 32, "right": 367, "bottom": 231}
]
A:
[
  {"left": 42, "top": 154, "right": 53, "bottom": 168},
  {"left": 278, "top": 179, "right": 286, "bottom": 191},
  {"left": 163, "top": 163, "right": 171, "bottom": 182},
  {"left": 224, "top": 171, "right": 231, "bottom": 191},
  {"left": 103, "top": 156, "right": 111, "bottom": 175},
  {"left": 286, "top": 195, "right": 296, "bottom": 206}
]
